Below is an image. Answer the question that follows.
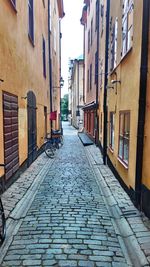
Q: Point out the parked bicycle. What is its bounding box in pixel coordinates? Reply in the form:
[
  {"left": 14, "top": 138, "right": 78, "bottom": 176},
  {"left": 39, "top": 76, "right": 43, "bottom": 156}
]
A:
[
  {"left": 45, "top": 129, "right": 63, "bottom": 158},
  {"left": 0, "top": 164, "right": 6, "bottom": 245}
]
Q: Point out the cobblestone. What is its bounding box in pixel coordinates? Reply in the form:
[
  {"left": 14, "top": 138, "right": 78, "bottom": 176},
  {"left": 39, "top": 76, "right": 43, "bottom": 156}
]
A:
[{"left": 0, "top": 123, "right": 149, "bottom": 266}]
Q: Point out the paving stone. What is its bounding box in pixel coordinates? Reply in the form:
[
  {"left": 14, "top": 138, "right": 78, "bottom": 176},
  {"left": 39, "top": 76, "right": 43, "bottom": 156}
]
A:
[
  {"left": 22, "top": 259, "right": 41, "bottom": 266},
  {"left": 1, "top": 123, "right": 149, "bottom": 267}
]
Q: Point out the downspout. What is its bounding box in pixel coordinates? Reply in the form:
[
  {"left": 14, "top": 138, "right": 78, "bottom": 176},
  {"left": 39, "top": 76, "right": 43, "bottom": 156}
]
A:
[
  {"left": 83, "top": 27, "right": 85, "bottom": 104},
  {"left": 77, "top": 60, "right": 80, "bottom": 126},
  {"left": 103, "top": 0, "right": 110, "bottom": 164},
  {"left": 135, "top": 0, "right": 150, "bottom": 207},
  {"left": 96, "top": 0, "right": 100, "bottom": 145},
  {"left": 48, "top": 0, "right": 53, "bottom": 130}
]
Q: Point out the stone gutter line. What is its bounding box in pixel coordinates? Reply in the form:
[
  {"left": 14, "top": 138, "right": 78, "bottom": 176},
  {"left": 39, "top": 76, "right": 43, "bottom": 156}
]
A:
[
  {"left": 0, "top": 156, "right": 55, "bottom": 265},
  {"left": 84, "top": 146, "right": 148, "bottom": 267}
]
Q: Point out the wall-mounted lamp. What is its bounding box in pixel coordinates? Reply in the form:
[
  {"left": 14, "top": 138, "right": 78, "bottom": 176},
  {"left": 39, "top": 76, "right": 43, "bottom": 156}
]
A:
[
  {"left": 60, "top": 77, "right": 64, "bottom": 87},
  {"left": 111, "top": 79, "right": 121, "bottom": 84},
  {"left": 106, "top": 85, "right": 114, "bottom": 89}
]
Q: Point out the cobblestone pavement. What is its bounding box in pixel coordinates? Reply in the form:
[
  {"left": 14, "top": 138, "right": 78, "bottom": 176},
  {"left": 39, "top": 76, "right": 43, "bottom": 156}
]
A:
[{"left": 0, "top": 123, "right": 150, "bottom": 266}]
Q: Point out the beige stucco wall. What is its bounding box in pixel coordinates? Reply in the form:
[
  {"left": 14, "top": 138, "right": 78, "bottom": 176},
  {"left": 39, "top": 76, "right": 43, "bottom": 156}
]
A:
[
  {"left": 107, "top": 0, "right": 143, "bottom": 189},
  {"left": 0, "top": 0, "right": 50, "bottom": 175}
]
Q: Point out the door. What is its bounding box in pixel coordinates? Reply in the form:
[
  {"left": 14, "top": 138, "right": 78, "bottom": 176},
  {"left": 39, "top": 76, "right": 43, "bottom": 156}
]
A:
[
  {"left": 27, "top": 91, "right": 37, "bottom": 166},
  {"left": 3, "top": 92, "right": 19, "bottom": 180}
]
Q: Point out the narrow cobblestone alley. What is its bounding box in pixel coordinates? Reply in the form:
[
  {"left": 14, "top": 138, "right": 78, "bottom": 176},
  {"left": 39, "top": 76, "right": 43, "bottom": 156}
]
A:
[{"left": 0, "top": 123, "right": 149, "bottom": 267}]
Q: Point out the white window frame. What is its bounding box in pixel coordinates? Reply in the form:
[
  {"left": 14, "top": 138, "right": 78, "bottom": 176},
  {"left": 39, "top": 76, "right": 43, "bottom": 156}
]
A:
[
  {"left": 110, "top": 18, "right": 118, "bottom": 71},
  {"left": 122, "top": 0, "right": 134, "bottom": 57}
]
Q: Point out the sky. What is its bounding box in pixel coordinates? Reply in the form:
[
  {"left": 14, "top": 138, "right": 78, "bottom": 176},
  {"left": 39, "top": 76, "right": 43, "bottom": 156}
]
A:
[{"left": 61, "top": 0, "right": 84, "bottom": 96}]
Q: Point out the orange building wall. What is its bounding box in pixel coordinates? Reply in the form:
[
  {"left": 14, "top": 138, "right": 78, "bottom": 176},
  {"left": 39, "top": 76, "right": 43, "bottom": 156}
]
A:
[{"left": 0, "top": 0, "right": 50, "bottom": 177}]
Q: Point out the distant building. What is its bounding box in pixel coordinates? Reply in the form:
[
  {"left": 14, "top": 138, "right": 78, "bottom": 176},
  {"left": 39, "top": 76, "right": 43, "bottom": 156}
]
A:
[
  {"left": 81, "top": 0, "right": 99, "bottom": 142},
  {"left": 68, "top": 57, "right": 84, "bottom": 129}
]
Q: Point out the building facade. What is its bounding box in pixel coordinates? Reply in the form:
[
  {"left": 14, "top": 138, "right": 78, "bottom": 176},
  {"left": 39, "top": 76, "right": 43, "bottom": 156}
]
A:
[
  {"left": 81, "top": 0, "right": 99, "bottom": 142},
  {"left": 49, "top": 0, "right": 64, "bottom": 130},
  {"left": 68, "top": 57, "right": 84, "bottom": 129},
  {"left": 0, "top": 0, "right": 64, "bottom": 189},
  {"left": 81, "top": 0, "right": 150, "bottom": 218}
]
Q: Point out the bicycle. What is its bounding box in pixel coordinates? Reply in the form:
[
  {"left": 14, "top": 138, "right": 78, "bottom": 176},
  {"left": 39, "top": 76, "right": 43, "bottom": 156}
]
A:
[
  {"left": 0, "top": 164, "right": 6, "bottom": 246},
  {"left": 44, "top": 129, "right": 63, "bottom": 158}
]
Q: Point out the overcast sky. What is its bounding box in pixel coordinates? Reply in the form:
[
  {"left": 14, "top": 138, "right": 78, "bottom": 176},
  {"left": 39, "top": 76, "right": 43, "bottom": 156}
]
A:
[{"left": 61, "top": 0, "right": 84, "bottom": 96}]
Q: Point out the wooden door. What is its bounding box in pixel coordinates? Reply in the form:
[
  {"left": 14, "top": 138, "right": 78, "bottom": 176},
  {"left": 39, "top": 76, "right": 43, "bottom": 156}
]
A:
[{"left": 3, "top": 92, "right": 19, "bottom": 180}]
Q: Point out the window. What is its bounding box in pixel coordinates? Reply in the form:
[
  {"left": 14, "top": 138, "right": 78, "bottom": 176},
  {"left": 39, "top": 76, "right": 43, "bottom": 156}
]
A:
[
  {"left": 10, "top": 0, "right": 16, "bottom": 8},
  {"left": 87, "top": 70, "right": 90, "bottom": 92},
  {"left": 110, "top": 18, "right": 118, "bottom": 71},
  {"left": 95, "top": 0, "right": 99, "bottom": 31},
  {"left": 122, "top": 0, "right": 133, "bottom": 57},
  {"left": 118, "top": 111, "right": 130, "bottom": 165},
  {"left": 42, "top": 0, "right": 45, "bottom": 8},
  {"left": 95, "top": 51, "right": 98, "bottom": 84},
  {"left": 28, "top": 0, "right": 34, "bottom": 44},
  {"left": 99, "top": 59, "right": 103, "bottom": 88},
  {"left": 109, "top": 112, "right": 115, "bottom": 150},
  {"left": 42, "top": 37, "right": 46, "bottom": 78},
  {"left": 88, "top": 30, "right": 90, "bottom": 52},
  {"left": 90, "top": 64, "right": 92, "bottom": 90},
  {"left": 100, "top": 4, "right": 104, "bottom": 36},
  {"left": 91, "top": 19, "right": 93, "bottom": 45}
]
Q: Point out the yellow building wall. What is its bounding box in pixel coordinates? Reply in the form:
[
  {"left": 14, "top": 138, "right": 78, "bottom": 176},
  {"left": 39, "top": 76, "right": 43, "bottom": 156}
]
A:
[
  {"left": 142, "top": 28, "right": 150, "bottom": 189},
  {"left": 107, "top": 0, "right": 143, "bottom": 189},
  {"left": 50, "top": 1, "right": 61, "bottom": 130},
  {"left": 0, "top": 1, "right": 50, "bottom": 176}
]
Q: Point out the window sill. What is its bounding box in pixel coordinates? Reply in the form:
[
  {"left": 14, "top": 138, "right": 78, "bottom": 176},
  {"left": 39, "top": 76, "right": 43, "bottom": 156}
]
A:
[
  {"left": 108, "top": 146, "right": 114, "bottom": 154},
  {"left": 110, "top": 47, "right": 133, "bottom": 76},
  {"left": 117, "top": 157, "right": 128, "bottom": 170},
  {"left": 120, "top": 46, "right": 133, "bottom": 63},
  {"left": 28, "top": 34, "right": 35, "bottom": 47},
  {"left": 9, "top": 1, "right": 17, "bottom": 13}
]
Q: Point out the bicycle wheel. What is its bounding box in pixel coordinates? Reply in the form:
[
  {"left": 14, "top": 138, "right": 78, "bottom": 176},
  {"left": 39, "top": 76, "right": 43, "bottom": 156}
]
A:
[
  {"left": 45, "top": 142, "right": 55, "bottom": 158},
  {"left": 0, "top": 198, "right": 6, "bottom": 245}
]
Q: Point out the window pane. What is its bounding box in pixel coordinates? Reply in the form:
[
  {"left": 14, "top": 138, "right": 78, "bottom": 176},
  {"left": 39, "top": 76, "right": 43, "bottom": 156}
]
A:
[
  {"left": 119, "top": 136, "right": 123, "bottom": 158},
  {"left": 119, "top": 113, "right": 124, "bottom": 135},
  {"left": 124, "top": 138, "right": 129, "bottom": 164},
  {"left": 124, "top": 113, "right": 130, "bottom": 138}
]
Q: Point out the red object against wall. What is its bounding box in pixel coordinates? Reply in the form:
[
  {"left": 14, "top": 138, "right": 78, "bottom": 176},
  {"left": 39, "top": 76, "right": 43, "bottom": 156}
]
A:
[{"left": 50, "top": 111, "right": 57, "bottom": 120}]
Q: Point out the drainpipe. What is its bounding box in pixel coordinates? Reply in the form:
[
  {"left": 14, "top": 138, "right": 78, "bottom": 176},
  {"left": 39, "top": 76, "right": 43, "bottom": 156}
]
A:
[
  {"left": 103, "top": 0, "right": 110, "bottom": 164},
  {"left": 48, "top": 0, "right": 53, "bottom": 130},
  {"left": 96, "top": 0, "right": 100, "bottom": 145},
  {"left": 135, "top": 0, "right": 150, "bottom": 207}
]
